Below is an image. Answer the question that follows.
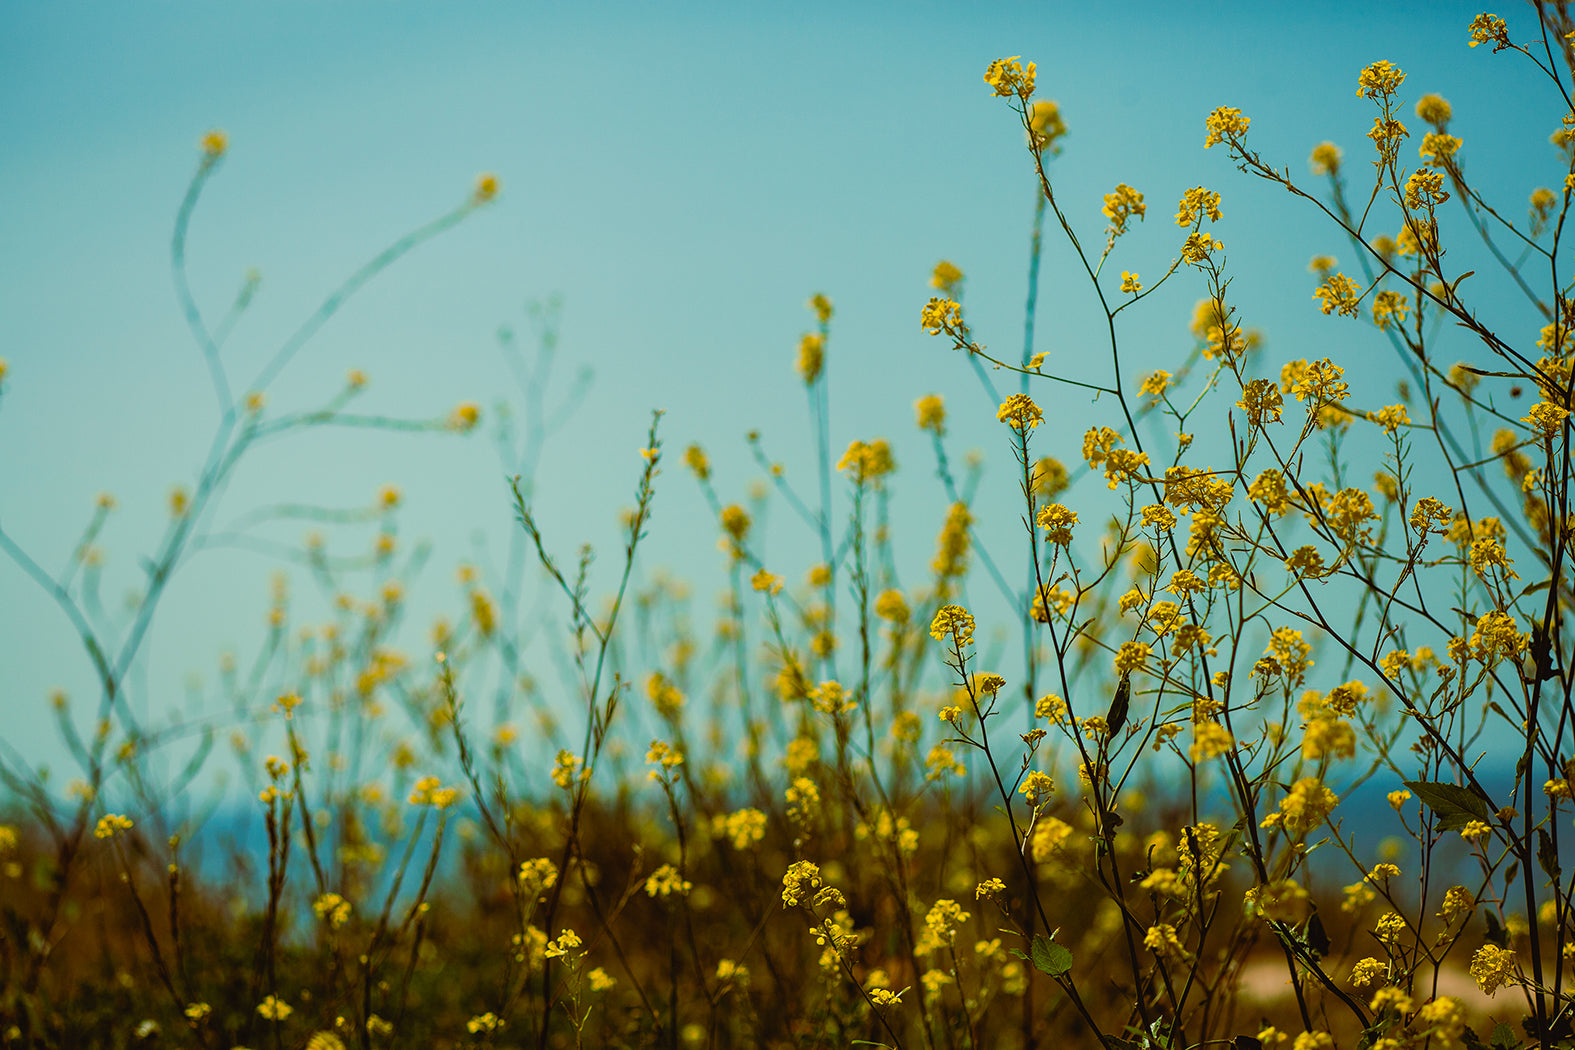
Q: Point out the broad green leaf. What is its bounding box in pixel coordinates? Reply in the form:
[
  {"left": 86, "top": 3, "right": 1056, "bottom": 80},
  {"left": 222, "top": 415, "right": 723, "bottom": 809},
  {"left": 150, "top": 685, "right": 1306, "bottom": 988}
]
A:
[
  {"left": 1029, "top": 933, "right": 1073, "bottom": 977},
  {"left": 1404, "top": 780, "right": 1491, "bottom": 831}
]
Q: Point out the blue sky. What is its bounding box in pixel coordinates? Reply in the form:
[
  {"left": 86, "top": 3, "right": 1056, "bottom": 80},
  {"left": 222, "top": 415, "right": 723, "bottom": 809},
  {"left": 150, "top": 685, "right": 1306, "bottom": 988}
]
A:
[{"left": 0, "top": 1, "right": 1557, "bottom": 789}]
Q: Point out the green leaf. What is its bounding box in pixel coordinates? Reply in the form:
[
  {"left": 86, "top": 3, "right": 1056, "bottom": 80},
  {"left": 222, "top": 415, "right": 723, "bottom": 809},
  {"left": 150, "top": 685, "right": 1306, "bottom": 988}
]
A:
[
  {"left": 1485, "top": 909, "right": 1507, "bottom": 948},
  {"left": 1539, "top": 828, "right": 1561, "bottom": 880},
  {"left": 1491, "top": 1021, "right": 1518, "bottom": 1050},
  {"left": 1029, "top": 933, "right": 1073, "bottom": 977},
  {"left": 1404, "top": 780, "right": 1491, "bottom": 831}
]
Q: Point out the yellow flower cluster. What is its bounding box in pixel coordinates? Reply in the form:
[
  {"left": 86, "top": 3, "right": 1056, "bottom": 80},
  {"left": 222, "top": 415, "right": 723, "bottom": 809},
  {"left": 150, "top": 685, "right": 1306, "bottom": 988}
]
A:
[
  {"left": 94, "top": 814, "right": 134, "bottom": 840},
  {"left": 836, "top": 438, "right": 895, "bottom": 482},
  {"left": 1470, "top": 944, "right": 1519, "bottom": 994},
  {"left": 920, "top": 297, "right": 962, "bottom": 335},
  {"left": 914, "top": 394, "right": 946, "bottom": 434},
  {"left": 1356, "top": 60, "right": 1405, "bottom": 98},
  {"left": 996, "top": 393, "right": 1043, "bottom": 431},
  {"left": 1102, "top": 183, "right": 1146, "bottom": 237},
  {"left": 983, "top": 56, "right": 1036, "bottom": 100},
  {"left": 1203, "top": 106, "right": 1250, "bottom": 149}
]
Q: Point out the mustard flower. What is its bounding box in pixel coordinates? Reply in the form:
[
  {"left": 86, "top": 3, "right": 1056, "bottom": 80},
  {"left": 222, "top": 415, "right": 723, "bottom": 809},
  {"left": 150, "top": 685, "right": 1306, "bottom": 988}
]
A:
[
  {"left": 920, "top": 296, "right": 962, "bottom": 335},
  {"left": 644, "top": 863, "right": 693, "bottom": 898},
  {"left": 923, "top": 899, "right": 970, "bottom": 947},
  {"left": 683, "top": 443, "right": 710, "bottom": 480},
  {"left": 1470, "top": 609, "right": 1528, "bottom": 665},
  {"left": 785, "top": 777, "right": 821, "bottom": 822},
  {"left": 201, "top": 129, "right": 228, "bottom": 158},
  {"left": 1181, "top": 231, "right": 1223, "bottom": 265},
  {"left": 1349, "top": 957, "right": 1386, "bottom": 988},
  {"left": 1102, "top": 183, "right": 1146, "bottom": 237},
  {"left": 646, "top": 739, "right": 683, "bottom": 773},
  {"left": 1418, "top": 132, "right": 1461, "bottom": 167},
  {"left": 551, "top": 750, "right": 582, "bottom": 789},
  {"left": 1416, "top": 93, "right": 1452, "bottom": 125},
  {"left": 1266, "top": 777, "right": 1339, "bottom": 835},
  {"left": 94, "top": 814, "right": 134, "bottom": 840},
  {"left": 1019, "top": 770, "right": 1055, "bottom": 807},
  {"left": 997, "top": 393, "right": 1043, "bottom": 430},
  {"left": 1174, "top": 186, "right": 1222, "bottom": 227},
  {"left": 1309, "top": 141, "right": 1342, "bottom": 175},
  {"left": 874, "top": 589, "right": 909, "bottom": 623},
  {"left": 1405, "top": 169, "right": 1450, "bottom": 210},
  {"left": 929, "top": 604, "right": 975, "bottom": 647},
  {"left": 1367, "top": 116, "right": 1409, "bottom": 164},
  {"left": 1190, "top": 722, "right": 1233, "bottom": 762},
  {"left": 1114, "top": 640, "right": 1150, "bottom": 675},
  {"left": 1314, "top": 273, "right": 1363, "bottom": 317},
  {"left": 719, "top": 504, "right": 750, "bottom": 542},
  {"left": 256, "top": 995, "right": 293, "bottom": 1021},
  {"left": 473, "top": 173, "right": 499, "bottom": 203},
  {"left": 1203, "top": 106, "right": 1250, "bottom": 148},
  {"left": 983, "top": 56, "right": 1036, "bottom": 99},
  {"left": 1144, "top": 923, "right": 1189, "bottom": 961},
  {"left": 781, "top": 860, "right": 823, "bottom": 907},
  {"left": 1460, "top": 820, "right": 1492, "bottom": 842},
  {"left": 1356, "top": 60, "right": 1405, "bottom": 98},
  {"left": 1035, "top": 503, "right": 1078, "bottom": 546},
  {"left": 313, "top": 892, "right": 352, "bottom": 929},
  {"left": 930, "top": 260, "right": 963, "bottom": 294},
  {"left": 1373, "top": 911, "right": 1407, "bottom": 944},
  {"left": 837, "top": 438, "right": 895, "bottom": 481},
  {"left": 808, "top": 292, "right": 833, "bottom": 323},
  {"left": 1027, "top": 100, "right": 1066, "bottom": 152},
  {"left": 1343, "top": 881, "right": 1376, "bottom": 913},
  {"left": 1470, "top": 944, "right": 1518, "bottom": 994},
  {"left": 446, "top": 401, "right": 481, "bottom": 432},
  {"left": 1468, "top": 13, "right": 1510, "bottom": 50},
  {"left": 544, "top": 928, "right": 583, "bottom": 959},
  {"left": 1237, "top": 379, "right": 1285, "bottom": 428},
  {"left": 797, "top": 332, "right": 824, "bottom": 384},
  {"left": 1121, "top": 270, "right": 1142, "bottom": 293},
  {"left": 1370, "top": 404, "right": 1410, "bottom": 434},
  {"left": 1523, "top": 400, "right": 1571, "bottom": 435},
  {"left": 914, "top": 393, "right": 946, "bottom": 434}
]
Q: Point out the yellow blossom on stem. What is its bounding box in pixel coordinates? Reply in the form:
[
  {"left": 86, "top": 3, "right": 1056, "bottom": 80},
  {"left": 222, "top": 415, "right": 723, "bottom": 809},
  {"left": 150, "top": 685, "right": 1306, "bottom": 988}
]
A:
[
  {"left": 1314, "top": 273, "right": 1363, "bottom": 317},
  {"left": 1204, "top": 106, "right": 1250, "bottom": 149},
  {"left": 1356, "top": 60, "right": 1405, "bottom": 99},
  {"left": 914, "top": 394, "right": 946, "bottom": 434},
  {"left": 930, "top": 260, "right": 963, "bottom": 295},
  {"left": 983, "top": 56, "right": 1036, "bottom": 100},
  {"left": 997, "top": 393, "right": 1042, "bottom": 431},
  {"left": 1470, "top": 944, "right": 1518, "bottom": 994},
  {"left": 1309, "top": 141, "right": 1342, "bottom": 175},
  {"left": 94, "top": 814, "right": 134, "bottom": 840},
  {"left": 920, "top": 297, "right": 962, "bottom": 335},
  {"left": 1468, "top": 13, "right": 1510, "bottom": 50}
]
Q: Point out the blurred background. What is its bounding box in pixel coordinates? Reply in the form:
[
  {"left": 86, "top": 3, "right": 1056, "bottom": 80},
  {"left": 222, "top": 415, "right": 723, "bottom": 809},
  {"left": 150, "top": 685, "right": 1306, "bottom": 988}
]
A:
[{"left": 0, "top": 0, "right": 1554, "bottom": 788}]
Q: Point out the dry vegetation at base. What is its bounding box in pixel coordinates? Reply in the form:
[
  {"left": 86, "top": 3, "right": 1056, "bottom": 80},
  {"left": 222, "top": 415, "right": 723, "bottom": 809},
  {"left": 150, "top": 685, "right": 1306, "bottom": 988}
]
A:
[{"left": 6, "top": 7, "right": 1575, "bottom": 1050}]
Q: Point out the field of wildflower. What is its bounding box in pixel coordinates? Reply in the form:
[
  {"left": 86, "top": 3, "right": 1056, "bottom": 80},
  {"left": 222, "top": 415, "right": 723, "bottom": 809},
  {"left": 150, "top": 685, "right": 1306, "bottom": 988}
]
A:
[{"left": 4, "top": 6, "right": 1575, "bottom": 1050}]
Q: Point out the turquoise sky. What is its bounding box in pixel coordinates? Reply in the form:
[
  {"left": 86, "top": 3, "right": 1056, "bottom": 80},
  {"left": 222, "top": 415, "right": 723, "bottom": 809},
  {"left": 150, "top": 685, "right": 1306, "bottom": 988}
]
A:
[{"left": 0, "top": 2, "right": 1557, "bottom": 790}]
